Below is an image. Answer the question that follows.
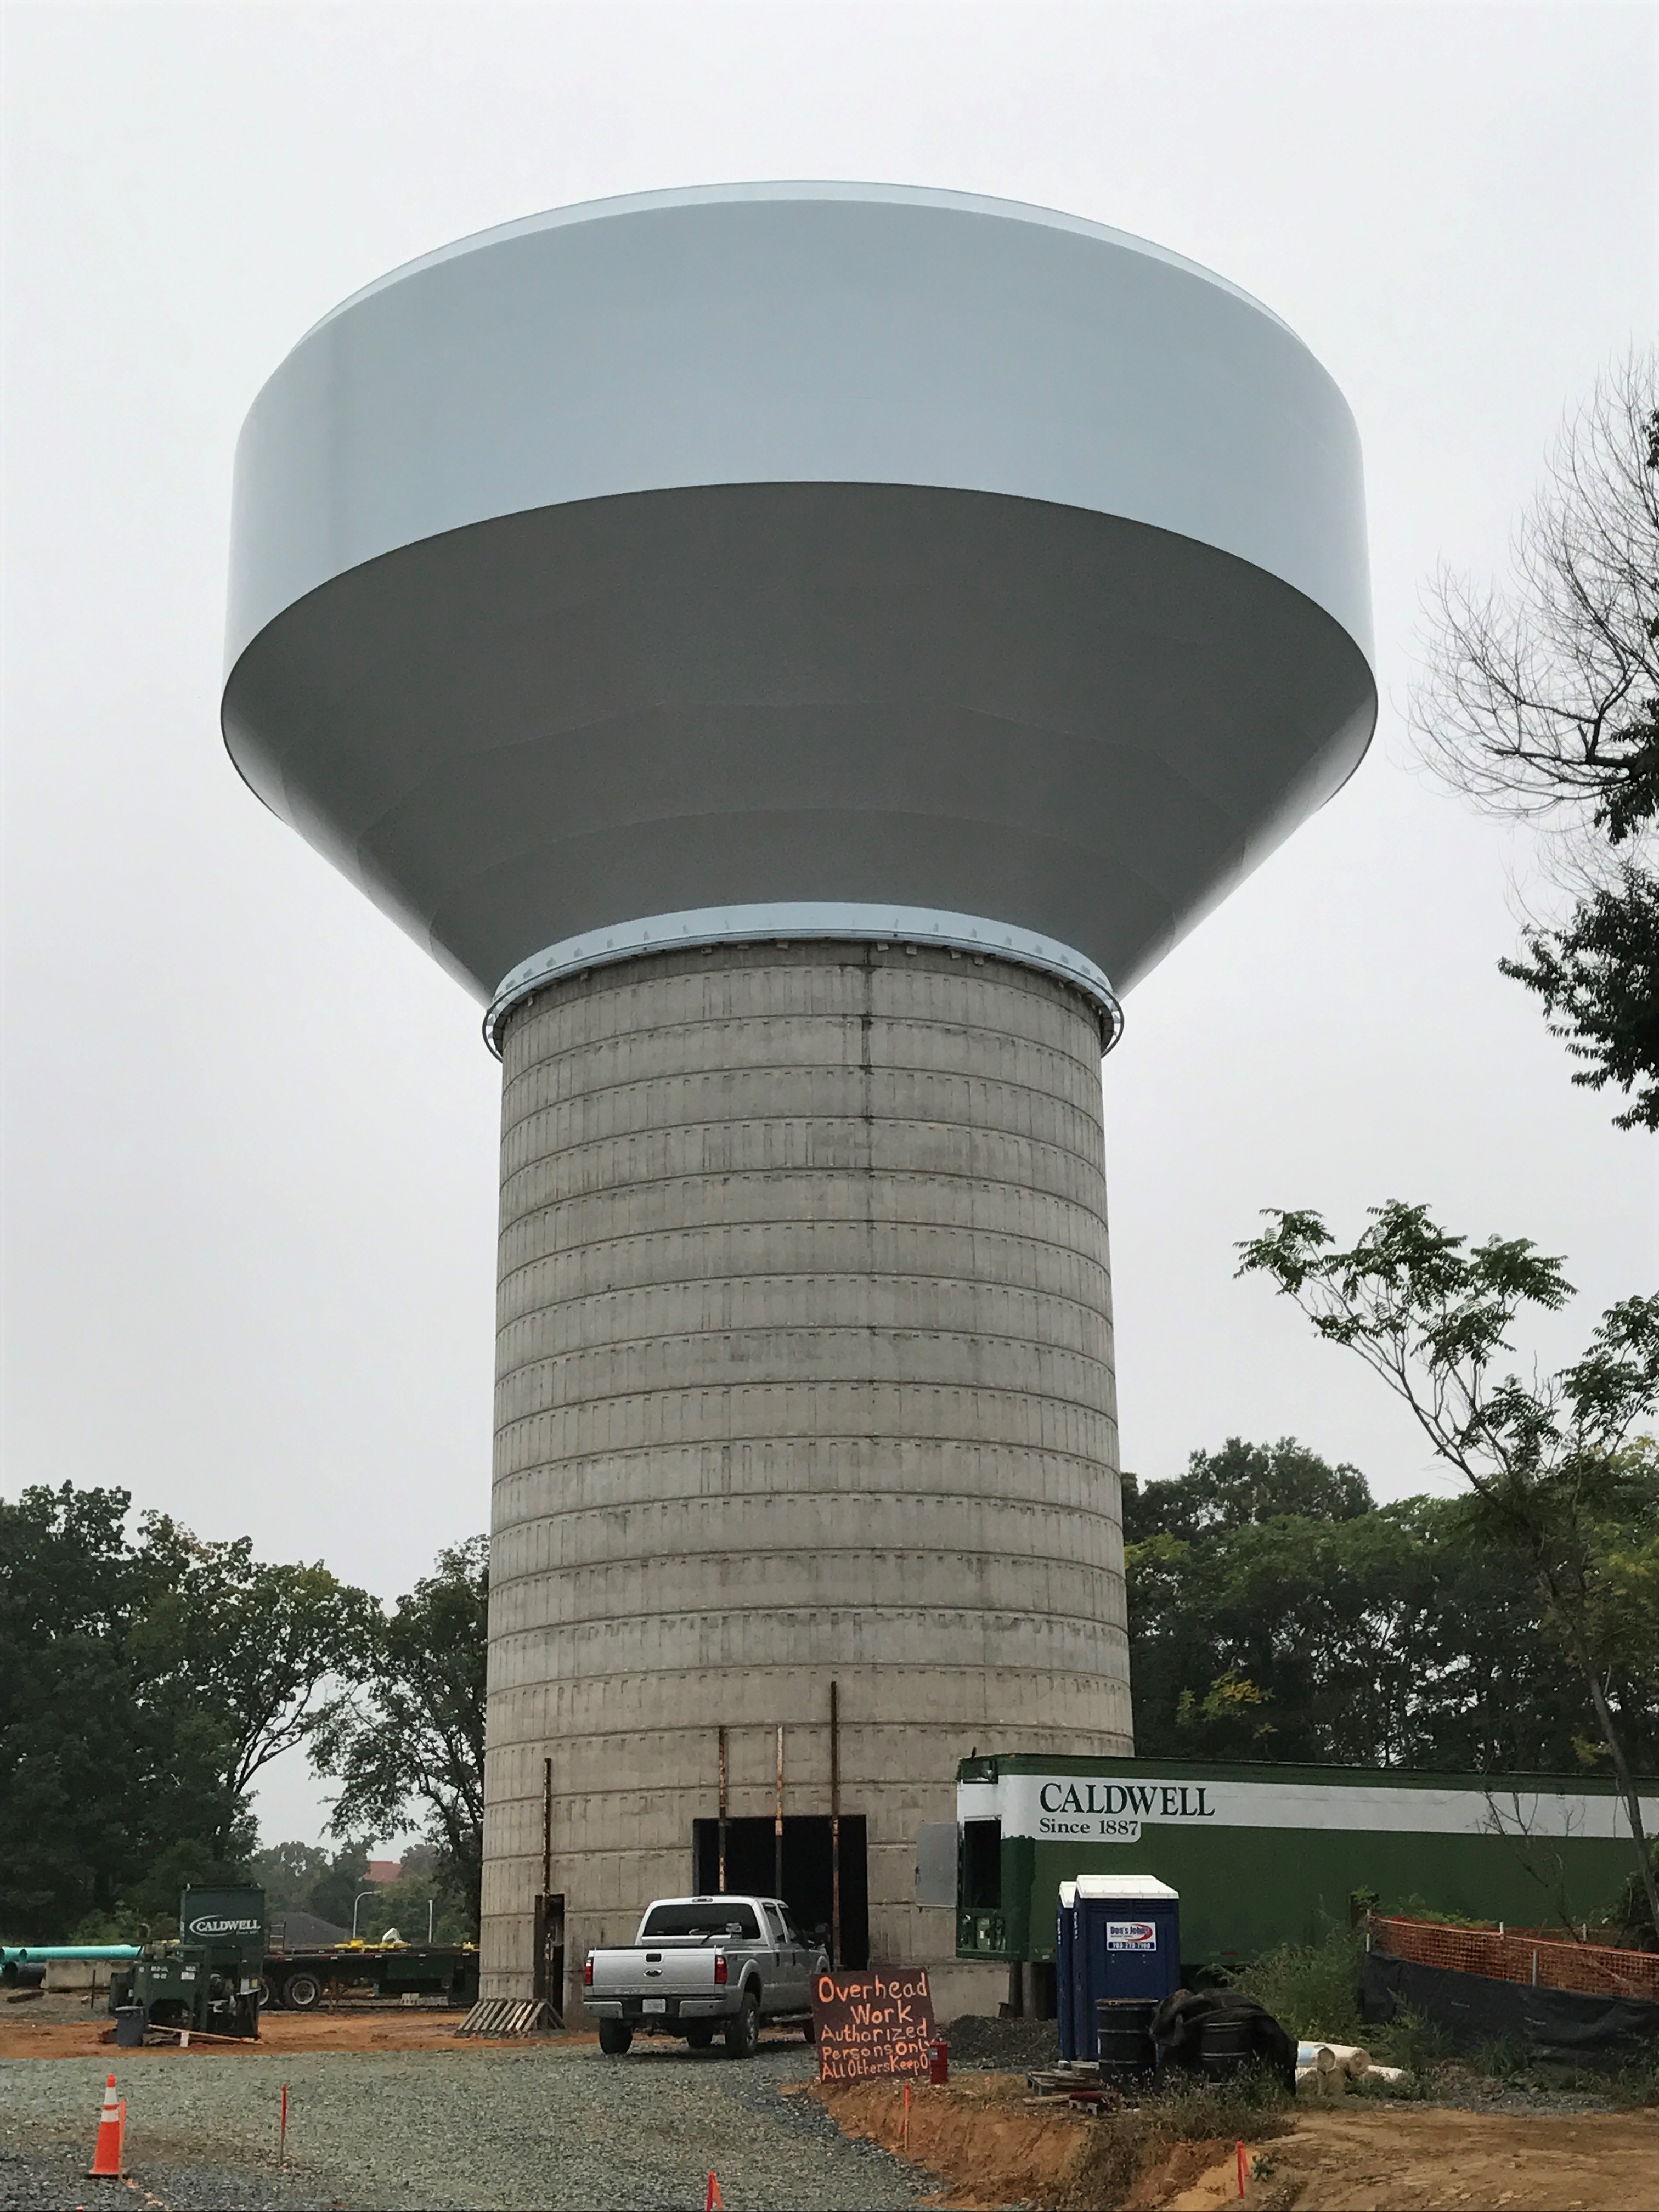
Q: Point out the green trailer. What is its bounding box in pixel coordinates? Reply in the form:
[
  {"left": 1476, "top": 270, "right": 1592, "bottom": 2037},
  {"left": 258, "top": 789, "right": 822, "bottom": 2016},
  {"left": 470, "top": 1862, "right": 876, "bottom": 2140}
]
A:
[{"left": 955, "top": 1754, "right": 1658, "bottom": 1976}]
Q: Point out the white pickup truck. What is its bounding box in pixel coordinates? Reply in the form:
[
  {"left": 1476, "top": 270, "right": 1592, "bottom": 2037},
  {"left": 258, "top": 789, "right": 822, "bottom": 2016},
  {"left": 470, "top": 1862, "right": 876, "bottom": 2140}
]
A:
[{"left": 583, "top": 1895, "right": 828, "bottom": 2058}]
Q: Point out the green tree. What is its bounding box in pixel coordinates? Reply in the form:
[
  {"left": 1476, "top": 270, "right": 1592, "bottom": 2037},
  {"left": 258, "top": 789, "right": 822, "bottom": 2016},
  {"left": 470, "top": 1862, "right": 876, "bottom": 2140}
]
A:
[
  {"left": 1124, "top": 1435, "right": 1371, "bottom": 1544},
  {"left": 1238, "top": 1200, "right": 1659, "bottom": 1936},
  {"left": 0, "top": 1483, "right": 375, "bottom": 1936},
  {"left": 349, "top": 1846, "right": 471, "bottom": 1946},
  {"left": 303, "top": 1842, "right": 372, "bottom": 1932},
  {"left": 1413, "top": 350, "right": 1659, "bottom": 1127},
  {"left": 128, "top": 1519, "right": 376, "bottom": 1854},
  {"left": 311, "top": 1537, "right": 488, "bottom": 1933},
  {"left": 250, "top": 1840, "right": 332, "bottom": 1913}
]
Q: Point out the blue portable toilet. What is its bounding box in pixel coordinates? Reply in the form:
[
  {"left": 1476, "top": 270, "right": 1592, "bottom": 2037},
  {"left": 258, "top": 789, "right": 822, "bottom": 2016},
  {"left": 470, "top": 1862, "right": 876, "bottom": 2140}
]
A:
[
  {"left": 1070, "top": 1875, "right": 1181, "bottom": 2060},
  {"left": 1056, "top": 1881, "right": 1079, "bottom": 2059}
]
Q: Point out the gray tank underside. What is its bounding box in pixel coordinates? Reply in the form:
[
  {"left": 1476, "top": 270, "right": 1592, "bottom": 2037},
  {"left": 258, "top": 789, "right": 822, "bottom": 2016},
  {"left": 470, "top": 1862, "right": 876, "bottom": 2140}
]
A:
[
  {"left": 223, "top": 481, "right": 1375, "bottom": 1005},
  {"left": 223, "top": 184, "right": 1376, "bottom": 1007}
]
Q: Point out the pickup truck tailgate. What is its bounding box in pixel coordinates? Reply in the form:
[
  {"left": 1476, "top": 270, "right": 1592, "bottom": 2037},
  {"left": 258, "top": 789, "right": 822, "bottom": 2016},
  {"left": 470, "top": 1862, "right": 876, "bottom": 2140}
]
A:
[{"left": 588, "top": 1945, "right": 719, "bottom": 1997}]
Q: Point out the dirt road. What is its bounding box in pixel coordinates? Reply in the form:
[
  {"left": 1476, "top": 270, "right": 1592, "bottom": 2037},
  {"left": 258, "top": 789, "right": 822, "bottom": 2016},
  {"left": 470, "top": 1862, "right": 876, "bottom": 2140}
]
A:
[
  {"left": 0, "top": 2004, "right": 529, "bottom": 2062},
  {"left": 1167, "top": 2105, "right": 1659, "bottom": 2211}
]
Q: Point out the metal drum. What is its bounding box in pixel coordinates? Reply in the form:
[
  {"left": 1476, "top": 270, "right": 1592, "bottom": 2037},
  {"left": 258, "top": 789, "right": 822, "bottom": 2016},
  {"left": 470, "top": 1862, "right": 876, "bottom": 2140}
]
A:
[
  {"left": 1198, "top": 2014, "right": 1254, "bottom": 2080},
  {"left": 1096, "top": 1997, "right": 1158, "bottom": 2082}
]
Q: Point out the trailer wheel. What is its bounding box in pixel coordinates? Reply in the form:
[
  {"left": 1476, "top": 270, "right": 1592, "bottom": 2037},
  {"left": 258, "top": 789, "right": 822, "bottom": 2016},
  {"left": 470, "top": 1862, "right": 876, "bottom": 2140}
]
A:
[
  {"left": 254, "top": 1977, "right": 277, "bottom": 2010},
  {"left": 597, "top": 2020, "right": 633, "bottom": 2055},
  {"left": 283, "top": 1971, "right": 323, "bottom": 2011}
]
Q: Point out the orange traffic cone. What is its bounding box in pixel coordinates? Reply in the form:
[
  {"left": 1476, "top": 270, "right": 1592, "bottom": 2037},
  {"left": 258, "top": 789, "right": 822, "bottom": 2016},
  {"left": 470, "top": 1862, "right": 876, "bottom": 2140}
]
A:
[
  {"left": 704, "top": 2173, "right": 724, "bottom": 2210},
  {"left": 88, "top": 2074, "right": 125, "bottom": 2179}
]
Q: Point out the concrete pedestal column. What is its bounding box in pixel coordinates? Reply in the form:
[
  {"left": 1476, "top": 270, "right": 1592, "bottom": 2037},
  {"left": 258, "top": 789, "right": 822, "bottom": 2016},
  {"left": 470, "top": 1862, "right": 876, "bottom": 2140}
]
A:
[{"left": 479, "top": 939, "right": 1131, "bottom": 2003}]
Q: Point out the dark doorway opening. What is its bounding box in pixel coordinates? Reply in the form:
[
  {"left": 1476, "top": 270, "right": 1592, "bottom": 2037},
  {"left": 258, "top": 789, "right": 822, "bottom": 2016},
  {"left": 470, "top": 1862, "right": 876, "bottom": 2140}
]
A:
[{"left": 692, "top": 1815, "right": 869, "bottom": 1967}]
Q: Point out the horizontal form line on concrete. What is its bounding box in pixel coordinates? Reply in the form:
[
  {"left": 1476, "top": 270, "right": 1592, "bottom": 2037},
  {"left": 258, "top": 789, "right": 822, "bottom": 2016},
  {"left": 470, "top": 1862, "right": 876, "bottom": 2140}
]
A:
[
  {"left": 490, "top": 1314, "right": 1116, "bottom": 1361},
  {"left": 489, "top": 1483, "right": 1122, "bottom": 1523},
  {"left": 494, "top": 1229, "right": 1111, "bottom": 1289},
  {"left": 486, "top": 1594, "right": 1130, "bottom": 1636},
  {"left": 499, "top": 1036, "right": 1108, "bottom": 1107},
  {"left": 495, "top": 1155, "right": 1113, "bottom": 1225},
  {"left": 496, "top": 1097, "right": 1109, "bottom": 1147},
  {"left": 492, "top": 1313, "right": 1115, "bottom": 1370},
  {"left": 491, "top": 1413, "right": 1119, "bottom": 1458},
  {"left": 501, "top": 985, "right": 1105, "bottom": 1059},
  {"left": 486, "top": 1537, "right": 1126, "bottom": 1593},
  {"left": 493, "top": 1256, "right": 1113, "bottom": 1297}
]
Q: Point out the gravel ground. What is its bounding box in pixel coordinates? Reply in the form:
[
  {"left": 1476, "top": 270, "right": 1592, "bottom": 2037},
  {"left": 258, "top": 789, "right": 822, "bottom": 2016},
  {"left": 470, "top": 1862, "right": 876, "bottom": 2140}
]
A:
[{"left": 0, "top": 2041, "right": 932, "bottom": 2211}]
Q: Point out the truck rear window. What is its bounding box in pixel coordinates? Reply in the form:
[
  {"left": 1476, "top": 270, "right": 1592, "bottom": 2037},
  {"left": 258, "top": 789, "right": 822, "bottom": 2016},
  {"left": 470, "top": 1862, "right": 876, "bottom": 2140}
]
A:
[{"left": 640, "top": 1903, "right": 760, "bottom": 1939}]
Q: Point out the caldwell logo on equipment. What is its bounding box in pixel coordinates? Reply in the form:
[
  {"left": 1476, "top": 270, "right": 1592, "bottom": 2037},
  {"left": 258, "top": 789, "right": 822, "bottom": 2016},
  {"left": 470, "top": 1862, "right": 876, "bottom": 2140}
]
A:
[
  {"left": 187, "top": 1917, "right": 261, "bottom": 1938},
  {"left": 1105, "top": 1921, "right": 1158, "bottom": 1950}
]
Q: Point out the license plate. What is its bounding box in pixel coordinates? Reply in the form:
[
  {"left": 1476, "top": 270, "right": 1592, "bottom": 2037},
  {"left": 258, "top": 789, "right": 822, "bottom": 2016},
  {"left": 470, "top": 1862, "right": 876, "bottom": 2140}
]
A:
[{"left": 643, "top": 1997, "right": 667, "bottom": 2014}]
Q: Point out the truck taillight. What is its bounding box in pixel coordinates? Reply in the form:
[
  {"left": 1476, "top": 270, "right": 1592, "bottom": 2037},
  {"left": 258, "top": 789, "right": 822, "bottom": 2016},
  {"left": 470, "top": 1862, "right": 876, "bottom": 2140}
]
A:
[
  {"left": 583, "top": 1955, "right": 594, "bottom": 1989},
  {"left": 714, "top": 1952, "right": 728, "bottom": 1986}
]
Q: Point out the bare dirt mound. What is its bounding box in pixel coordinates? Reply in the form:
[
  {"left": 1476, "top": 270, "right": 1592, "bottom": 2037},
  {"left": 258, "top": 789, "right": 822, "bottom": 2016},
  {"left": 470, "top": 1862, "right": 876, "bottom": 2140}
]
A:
[
  {"left": 1185, "top": 2106, "right": 1659, "bottom": 2211},
  {"left": 813, "top": 2075, "right": 1659, "bottom": 2210},
  {"left": 808, "top": 2072, "right": 1094, "bottom": 2207}
]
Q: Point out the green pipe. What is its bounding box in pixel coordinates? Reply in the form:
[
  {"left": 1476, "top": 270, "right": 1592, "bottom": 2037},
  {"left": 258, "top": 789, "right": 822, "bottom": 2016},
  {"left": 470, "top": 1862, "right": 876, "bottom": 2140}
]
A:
[{"left": 1, "top": 1945, "right": 142, "bottom": 1961}]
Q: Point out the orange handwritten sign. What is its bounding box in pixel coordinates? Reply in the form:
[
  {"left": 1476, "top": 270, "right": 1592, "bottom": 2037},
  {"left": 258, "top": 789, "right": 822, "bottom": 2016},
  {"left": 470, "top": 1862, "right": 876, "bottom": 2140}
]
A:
[{"left": 812, "top": 1967, "right": 936, "bottom": 2081}]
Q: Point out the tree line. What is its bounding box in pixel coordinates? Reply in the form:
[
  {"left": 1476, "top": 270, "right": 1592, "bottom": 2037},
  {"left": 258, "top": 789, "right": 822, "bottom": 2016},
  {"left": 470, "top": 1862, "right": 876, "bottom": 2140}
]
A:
[
  {"left": 1127, "top": 1435, "right": 1657, "bottom": 1778},
  {"left": 0, "top": 1492, "right": 486, "bottom": 1942}
]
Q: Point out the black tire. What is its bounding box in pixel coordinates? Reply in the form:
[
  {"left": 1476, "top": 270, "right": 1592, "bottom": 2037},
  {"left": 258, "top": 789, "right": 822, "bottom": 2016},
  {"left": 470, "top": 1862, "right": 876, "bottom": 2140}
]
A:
[
  {"left": 684, "top": 2024, "right": 714, "bottom": 2050},
  {"left": 598, "top": 2019, "right": 634, "bottom": 2055},
  {"left": 283, "top": 1971, "right": 323, "bottom": 2011},
  {"left": 254, "top": 1978, "right": 276, "bottom": 2010},
  {"left": 724, "top": 1990, "right": 761, "bottom": 2059}
]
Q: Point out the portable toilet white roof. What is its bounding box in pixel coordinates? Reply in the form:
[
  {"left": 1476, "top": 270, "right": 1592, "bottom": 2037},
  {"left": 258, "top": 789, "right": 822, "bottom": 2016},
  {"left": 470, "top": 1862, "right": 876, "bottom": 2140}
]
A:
[
  {"left": 1059, "top": 1880, "right": 1079, "bottom": 1908},
  {"left": 1074, "top": 1875, "right": 1180, "bottom": 1900}
]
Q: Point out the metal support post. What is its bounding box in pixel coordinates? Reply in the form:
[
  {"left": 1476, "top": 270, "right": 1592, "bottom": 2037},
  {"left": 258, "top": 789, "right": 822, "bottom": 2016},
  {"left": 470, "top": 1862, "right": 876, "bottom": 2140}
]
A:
[
  {"left": 829, "top": 1681, "right": 841, "bottom": 1967},
  {"left": 718, "top": 1727, "right": 728, "bottom": 1893}
]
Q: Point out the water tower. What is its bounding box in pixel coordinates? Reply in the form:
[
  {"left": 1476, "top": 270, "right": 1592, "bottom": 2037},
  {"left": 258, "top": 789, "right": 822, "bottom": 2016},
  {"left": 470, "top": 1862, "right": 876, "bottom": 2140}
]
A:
[{"left": 224, "top": 184, "right": 1374, "bottom": 2008}]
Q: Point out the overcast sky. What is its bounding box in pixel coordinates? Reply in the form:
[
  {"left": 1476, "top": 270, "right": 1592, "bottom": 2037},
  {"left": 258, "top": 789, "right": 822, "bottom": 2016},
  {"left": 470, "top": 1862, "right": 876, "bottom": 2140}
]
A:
[{"left": 4, "top": 0, "right": 1655, "bottom": 1848}]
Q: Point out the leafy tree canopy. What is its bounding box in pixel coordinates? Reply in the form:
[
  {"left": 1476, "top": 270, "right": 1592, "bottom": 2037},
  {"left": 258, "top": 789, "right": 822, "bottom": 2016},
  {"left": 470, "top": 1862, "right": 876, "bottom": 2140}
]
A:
[
  {"left": 1124, "top": 1435, "right": 1371, "bottom": 1546},
  {"left": 0, "top": 1484, "right": 373, "bottom": 1938},
  {"left": 311, "top": 1537, "right": 488, "bottom": 1936},
  {"left": 1238, "top": 1200, "right": 1659, "bottom": 1935}
]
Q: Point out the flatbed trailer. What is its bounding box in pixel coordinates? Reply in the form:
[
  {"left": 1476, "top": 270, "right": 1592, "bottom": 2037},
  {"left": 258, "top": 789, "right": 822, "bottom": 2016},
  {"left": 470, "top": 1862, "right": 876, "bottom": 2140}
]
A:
[{"left": 262, "top": 1944, "right": 479, "bottom": 2010}]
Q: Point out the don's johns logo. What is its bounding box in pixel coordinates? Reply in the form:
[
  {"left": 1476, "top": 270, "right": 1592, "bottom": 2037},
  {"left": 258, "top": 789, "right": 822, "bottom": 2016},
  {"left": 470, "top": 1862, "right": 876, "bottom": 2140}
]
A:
[{"left": 1105, "top": 1920, "right": 1158, "bottom": 1951}]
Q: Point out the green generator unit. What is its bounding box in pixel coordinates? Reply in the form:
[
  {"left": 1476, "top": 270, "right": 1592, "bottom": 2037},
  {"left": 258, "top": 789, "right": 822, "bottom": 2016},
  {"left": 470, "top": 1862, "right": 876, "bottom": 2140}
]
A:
[{"left": 110, "top": 1886, "right": 266, "bottom": 2040}]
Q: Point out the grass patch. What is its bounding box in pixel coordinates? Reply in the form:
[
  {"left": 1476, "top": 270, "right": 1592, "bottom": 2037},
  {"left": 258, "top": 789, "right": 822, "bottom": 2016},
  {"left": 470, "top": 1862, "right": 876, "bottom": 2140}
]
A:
[
  {"left": 1057, "top": 2073, "right": 1294, "bottom": 2210},
  {"left": 1223, "top": 1926, "right": 1447, "bottom": 2074}
]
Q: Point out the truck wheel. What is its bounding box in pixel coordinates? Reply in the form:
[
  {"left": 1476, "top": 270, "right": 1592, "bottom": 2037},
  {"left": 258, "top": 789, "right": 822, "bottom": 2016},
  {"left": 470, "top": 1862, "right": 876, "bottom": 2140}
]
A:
[
  {"left": 684, "top": 2025, "right": 714, "bottom": 2050},
  {"left": 283, "top": 1972, "right": 323, "bottom": 2011},
  {"left": 598, "top": 2021, "right": 633, "bottom": 2055},
  {"left": 724, "top": 1991, "right": 760, "bottom": 2059},
  {"left": 254, "top": 1978, "right": 276, "bottom": 2010}
]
